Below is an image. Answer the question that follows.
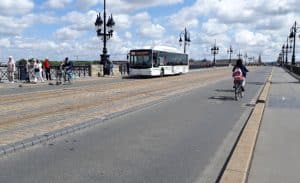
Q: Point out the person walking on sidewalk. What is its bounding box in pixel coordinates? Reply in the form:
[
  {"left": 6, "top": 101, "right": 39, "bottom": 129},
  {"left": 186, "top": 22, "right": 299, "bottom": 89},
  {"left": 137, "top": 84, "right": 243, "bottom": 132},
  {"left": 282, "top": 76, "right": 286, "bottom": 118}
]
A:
[
  {"left": 56, "top": 61, "right": 64, "bottom": 85},
  {"left": 43, "top": 58, "right": 51, "bottom": 80},
  {"left": 33, "top": 59, "right": 44, "bottom": 83},
  {"left": 63, "top": 57, "right": 73, "bottom": 84},
  {"left": 25, "top": 59, "right": 30, "bottom": 83},
  {"left": 7, "top": 56, "right": 16, "bottom": 83}
]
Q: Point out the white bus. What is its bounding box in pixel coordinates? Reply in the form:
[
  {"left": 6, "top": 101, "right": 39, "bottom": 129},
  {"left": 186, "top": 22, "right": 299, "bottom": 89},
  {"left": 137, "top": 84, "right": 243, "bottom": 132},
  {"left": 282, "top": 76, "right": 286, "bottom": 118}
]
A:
[{"left": 128, "top": 46, "right": 189, "bottom": 76}]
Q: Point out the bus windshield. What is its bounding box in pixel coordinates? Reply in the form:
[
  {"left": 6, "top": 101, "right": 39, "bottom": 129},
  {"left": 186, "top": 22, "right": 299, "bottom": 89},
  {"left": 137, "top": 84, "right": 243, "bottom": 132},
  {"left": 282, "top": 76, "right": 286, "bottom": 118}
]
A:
[{"left": 130, "top": 50, "right": 152, "bottom": 69}]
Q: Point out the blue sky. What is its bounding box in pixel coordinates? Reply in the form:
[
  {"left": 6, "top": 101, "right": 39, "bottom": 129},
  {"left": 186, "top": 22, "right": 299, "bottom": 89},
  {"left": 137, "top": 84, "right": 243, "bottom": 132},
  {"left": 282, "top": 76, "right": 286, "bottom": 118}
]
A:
[{"left": 0, "top": 0, "right": 299, "bottom": 63}]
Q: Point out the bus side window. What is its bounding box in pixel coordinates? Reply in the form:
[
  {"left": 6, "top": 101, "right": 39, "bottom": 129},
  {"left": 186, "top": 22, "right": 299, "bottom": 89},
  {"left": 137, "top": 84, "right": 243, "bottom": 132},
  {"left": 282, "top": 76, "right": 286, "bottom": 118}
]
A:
[
  {"left": 153, "top": 54, "right": 159, "bottom": 67},
  {"left": 159, "top": 57, "right": 164, "bottom": 66}
]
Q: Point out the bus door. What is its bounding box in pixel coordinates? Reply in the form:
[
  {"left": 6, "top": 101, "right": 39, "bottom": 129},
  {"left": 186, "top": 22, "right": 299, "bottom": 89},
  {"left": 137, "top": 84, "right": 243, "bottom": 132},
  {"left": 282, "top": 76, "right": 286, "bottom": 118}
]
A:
[
  {"left": 153, "top": 52, "right": 159, "bottom": 67},
  {"left": 158, "top": 56, "right": 165, "bottom": 66}
]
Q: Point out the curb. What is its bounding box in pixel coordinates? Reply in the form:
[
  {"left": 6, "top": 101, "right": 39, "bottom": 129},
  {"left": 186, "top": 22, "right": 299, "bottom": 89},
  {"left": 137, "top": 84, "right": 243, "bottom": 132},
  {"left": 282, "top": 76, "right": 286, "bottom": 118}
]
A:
[{"left": 220, "top": 67, "right": 273, "bottom": 183}]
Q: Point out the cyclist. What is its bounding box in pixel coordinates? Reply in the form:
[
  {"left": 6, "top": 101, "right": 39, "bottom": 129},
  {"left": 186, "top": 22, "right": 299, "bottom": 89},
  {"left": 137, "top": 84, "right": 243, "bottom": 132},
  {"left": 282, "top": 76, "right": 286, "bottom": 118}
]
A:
[{"left": 232, "top": 59, "right": 249, "bottom": 91}]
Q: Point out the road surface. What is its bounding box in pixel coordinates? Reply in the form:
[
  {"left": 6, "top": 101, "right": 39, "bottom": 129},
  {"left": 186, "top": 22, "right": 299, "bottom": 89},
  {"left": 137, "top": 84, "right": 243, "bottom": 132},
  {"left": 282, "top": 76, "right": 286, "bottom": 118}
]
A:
[{"left": 0, "top": 67, "right": 271, "bottom": 183}]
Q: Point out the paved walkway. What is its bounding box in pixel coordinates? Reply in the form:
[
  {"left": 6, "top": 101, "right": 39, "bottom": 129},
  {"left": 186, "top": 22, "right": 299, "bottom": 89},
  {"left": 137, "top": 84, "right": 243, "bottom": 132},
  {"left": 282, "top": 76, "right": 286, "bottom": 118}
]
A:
[{"left": 248, "top": 67, "right": 300, "bottom": 182}]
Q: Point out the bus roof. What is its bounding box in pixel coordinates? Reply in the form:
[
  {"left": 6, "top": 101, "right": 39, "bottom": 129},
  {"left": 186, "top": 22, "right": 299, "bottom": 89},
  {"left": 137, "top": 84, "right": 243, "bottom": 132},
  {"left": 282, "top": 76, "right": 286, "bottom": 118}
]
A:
[{"left": 132, "top": 46, "right": 183, "bottom": 54}]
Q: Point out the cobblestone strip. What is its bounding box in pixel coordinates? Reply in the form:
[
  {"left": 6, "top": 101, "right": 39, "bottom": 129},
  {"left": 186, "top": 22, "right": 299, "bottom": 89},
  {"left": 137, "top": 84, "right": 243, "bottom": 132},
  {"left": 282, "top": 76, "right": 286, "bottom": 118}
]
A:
[{"left": 0, "top": 68, "right": 248, "bottom": 155}]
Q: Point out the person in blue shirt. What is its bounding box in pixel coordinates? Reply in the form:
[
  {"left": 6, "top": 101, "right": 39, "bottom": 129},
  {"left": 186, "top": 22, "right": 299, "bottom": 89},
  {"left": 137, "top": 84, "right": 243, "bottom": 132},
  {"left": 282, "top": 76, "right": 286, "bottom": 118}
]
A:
[{"left": 63, "top": 57, "right": 73, "bottom": 84}]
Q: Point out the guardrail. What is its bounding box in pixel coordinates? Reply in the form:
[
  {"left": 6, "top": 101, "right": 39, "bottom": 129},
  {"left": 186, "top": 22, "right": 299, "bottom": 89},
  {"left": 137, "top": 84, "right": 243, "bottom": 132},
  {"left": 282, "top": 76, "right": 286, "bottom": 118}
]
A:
[
  {"left": 0, "top": 65, "right": 91, "bottom": 82},
  {"left": 284, "top": 64, "right": 300, "bottom": 76}
]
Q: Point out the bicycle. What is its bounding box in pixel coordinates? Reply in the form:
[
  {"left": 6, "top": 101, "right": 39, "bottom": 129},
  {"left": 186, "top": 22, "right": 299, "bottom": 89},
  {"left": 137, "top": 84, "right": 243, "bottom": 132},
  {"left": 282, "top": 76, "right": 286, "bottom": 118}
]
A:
[{"left": 234, "top": 79, "right": 243, "bottom": 101}]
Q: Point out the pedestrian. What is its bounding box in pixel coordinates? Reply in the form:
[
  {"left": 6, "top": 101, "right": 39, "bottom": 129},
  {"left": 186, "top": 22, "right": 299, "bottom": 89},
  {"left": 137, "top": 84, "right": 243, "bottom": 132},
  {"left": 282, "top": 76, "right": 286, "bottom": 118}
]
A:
[
  {"left": 109, "top": 61, "right": 114, "bottom": 76},
  {"left": 126, "top": 61, "right": 130, "bottom": 75},
  {"left": 25, "top": 59, "right": 30, "bottom": 83},
  {"left": 38, "top": 60, "right": 44, "bottom": 82},
  {"left": 43, "top": 58, "right": 51, "bottom": 80},
  {"left": 33, "top": 59, "right": 44, "bottom": 83},
  {"left": 56, "top": 61, "right": 64, "bottom": 85},
  {"left": 63, "top": 57, "right": 73, "bottom": 84},
  {"left": 7, "top": 56, "right": 16, "bottom": 83}
]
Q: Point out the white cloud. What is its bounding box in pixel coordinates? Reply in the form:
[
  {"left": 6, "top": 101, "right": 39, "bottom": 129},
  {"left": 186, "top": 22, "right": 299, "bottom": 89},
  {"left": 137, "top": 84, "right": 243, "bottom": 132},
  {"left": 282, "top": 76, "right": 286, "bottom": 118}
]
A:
[
  {"left": 202, "top": 19, "right": 228, "bottom": 36},
  {"left": 115, "top": 14, "right": 131, "bottom": 30},
  {"left": 0, "top": 0, "right": 34, "bottom": 16},
  {"left": 108, "top": 0, "right": 183, "bottom": 13},
  {"left": 0, "top": 16, "right": 28, "bottom": 35},
  {"left": 234, "top": 30, "right": 270, "bottom": 46},
  {"left": 76, "top": 0, "right": 99, "bottom": 9},
  {"left": 54, "top": 27, "right": 82, "bottom": 40},
  {"left": 138, "top": 23, "right": 165, "bottom": 39},
  {"left": 45, "top": 0, "right": 72, "bottom": 9},
  {"left": 124, "top": 32, "right": 132, "bottom": 39},
  {"left": 0, "top": 38, "right": 11, "bottom": 48},
  {"left": 62, "top": 10, "right": 97, "bottom": 31}
]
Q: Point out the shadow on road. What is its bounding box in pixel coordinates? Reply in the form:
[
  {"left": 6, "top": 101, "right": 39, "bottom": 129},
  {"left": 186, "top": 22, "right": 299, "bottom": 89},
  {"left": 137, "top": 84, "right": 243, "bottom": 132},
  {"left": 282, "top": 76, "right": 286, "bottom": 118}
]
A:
[
  {"left": 270, "top": 81, "right": 299, "bottom": 84},
  {"left": 247, "top": 81, "right": 265, "bottom": 85},
  {"left": 122, "top": 75, "right": 153, "bottom": 80},
  {"left": 209, "top": 96, "right": 236, "bottom": 101},
  {"left": 215, "top": 89, "right": 235, "bottom": 92}
]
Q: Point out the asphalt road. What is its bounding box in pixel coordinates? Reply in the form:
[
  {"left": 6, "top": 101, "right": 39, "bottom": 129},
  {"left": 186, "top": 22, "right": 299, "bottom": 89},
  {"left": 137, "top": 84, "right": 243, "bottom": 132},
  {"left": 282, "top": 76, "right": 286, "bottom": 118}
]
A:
[{"left": 0, "top": 67, "right": 271, "bottom": 183}]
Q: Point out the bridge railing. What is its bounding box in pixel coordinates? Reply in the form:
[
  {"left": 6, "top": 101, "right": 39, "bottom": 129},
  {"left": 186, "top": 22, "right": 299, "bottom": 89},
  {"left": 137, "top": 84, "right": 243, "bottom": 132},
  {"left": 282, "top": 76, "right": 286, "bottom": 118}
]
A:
[
  {"left": 284, "top": 64, "right": 300, "bottom": 76},
  {"left": 0, "top": 65, "right": 91, "bottom": 82}
]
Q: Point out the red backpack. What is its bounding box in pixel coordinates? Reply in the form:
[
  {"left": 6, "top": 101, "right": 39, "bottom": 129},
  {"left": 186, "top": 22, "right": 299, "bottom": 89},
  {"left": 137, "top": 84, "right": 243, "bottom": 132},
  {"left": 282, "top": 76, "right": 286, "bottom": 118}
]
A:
[{"left": 232, "top": 67, "right": 243, "bottom": 80}]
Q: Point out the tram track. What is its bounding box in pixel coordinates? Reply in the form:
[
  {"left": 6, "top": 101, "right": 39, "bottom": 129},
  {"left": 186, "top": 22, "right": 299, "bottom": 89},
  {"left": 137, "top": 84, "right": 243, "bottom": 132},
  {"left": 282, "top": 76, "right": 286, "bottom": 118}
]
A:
[{"left": 0, "top": 69, "right": 234, "bottom": 146}]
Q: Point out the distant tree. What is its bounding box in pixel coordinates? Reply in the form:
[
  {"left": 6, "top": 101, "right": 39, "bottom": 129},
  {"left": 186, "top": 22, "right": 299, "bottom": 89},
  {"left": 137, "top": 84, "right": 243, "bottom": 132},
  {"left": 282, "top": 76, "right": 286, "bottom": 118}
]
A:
[{"left": 16, "top": 59, "right": 27, "bottom": 65}]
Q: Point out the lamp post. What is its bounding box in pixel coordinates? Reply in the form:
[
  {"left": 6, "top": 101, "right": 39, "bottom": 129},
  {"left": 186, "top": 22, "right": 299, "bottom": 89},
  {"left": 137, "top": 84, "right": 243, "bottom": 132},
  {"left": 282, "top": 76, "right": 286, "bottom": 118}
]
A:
[
  {"left": 244, "top": 52, "right": 248, "bottom": 65},
  {"left": 282, "top": 37, "right": 292, "bottom": 65},
  {"left": 289, "top": 21, "right": 300, "bottom": 65},
  {"left": 227, "top": 45, "right": 233, "bottom": 65},
  {"left": 179, "top": 28, "right": 191, "bottom": 54},
  {"left": 94, "top": 0, "right": 115, "bottom": 75},
  {"left": 211, "top": 40, "right": 219, "bottom": 66},
  {"left": 278, "top": 53, "right": 283, "bottom": 66},
  {"left": 281, "top": 44, "right": 285, "bottom": 65},
  {"left": 237, "top": 51, "right": 242, "bottom": 59}
]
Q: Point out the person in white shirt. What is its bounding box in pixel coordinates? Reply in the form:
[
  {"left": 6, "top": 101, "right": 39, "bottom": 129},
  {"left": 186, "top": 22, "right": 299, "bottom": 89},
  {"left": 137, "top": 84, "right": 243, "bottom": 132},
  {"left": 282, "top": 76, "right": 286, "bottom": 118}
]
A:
[{"left": 7, "top": 56, "right": 16, "bottom": 83}]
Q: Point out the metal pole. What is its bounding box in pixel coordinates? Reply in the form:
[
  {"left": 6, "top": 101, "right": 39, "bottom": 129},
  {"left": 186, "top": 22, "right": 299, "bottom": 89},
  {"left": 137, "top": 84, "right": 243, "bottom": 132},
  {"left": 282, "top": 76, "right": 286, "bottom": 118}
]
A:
[
  {"left": 291, "top": 21, "right": 296, "bottom": 65},
  {"left": 184, "top": 28, "right": 187, "bottom": 54},
  {"left": 213, "top": 52, "right": 216, "bottom": 66},
  {"left": 229, "top": 51, "right": 232, "bottom": 64},
  {"left": 282, "top": 45, "right": 285, "bottom": 65},
  {"left": 103, "top": 0, "right": 107, "bottom": 59},
  {"left": 286, "top": 38, "right": 288, "bottom": 64}
]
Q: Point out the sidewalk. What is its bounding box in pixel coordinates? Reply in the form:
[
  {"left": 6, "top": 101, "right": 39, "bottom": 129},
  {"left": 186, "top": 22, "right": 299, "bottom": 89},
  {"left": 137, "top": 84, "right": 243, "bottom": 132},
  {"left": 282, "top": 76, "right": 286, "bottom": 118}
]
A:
[
  {"left": 0, "top": 75, "right": 121, "bottom": 89},
  {"left": 248, "top": 67, "right": 300, "bottom": 182}
]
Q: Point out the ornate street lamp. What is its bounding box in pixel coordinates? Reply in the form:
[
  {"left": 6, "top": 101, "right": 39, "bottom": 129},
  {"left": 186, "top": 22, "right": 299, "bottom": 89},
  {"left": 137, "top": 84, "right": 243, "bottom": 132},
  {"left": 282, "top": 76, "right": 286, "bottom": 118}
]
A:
[
  {"left": 282, "top": 37, "right": 292, "bottom": 65},
  {"left": 278, "top": 53, "right": 283, "bottom": 66},
  {"left": 281, "top": 44, "right": 285, "bottom": 65},
  {"left": 244, "top": 52, "right": 248, "bottom": 65},
  {"left": 289, "top": 21, "right": 300, "bottom": 65},
  {"left": 237, "top": 51, "right": 242, "bottom": 59},
  {"left": 227, "top": 45, "right": 233, "bottom": 65},
  {"left": 211, "top": 40, "right": 219, "bottom": 66},
  {"left": 95, "top": 0, "right": 115, "bottom": 75},
  {"left": 179, "top": 28, "right": 191, "bottom": 54}
]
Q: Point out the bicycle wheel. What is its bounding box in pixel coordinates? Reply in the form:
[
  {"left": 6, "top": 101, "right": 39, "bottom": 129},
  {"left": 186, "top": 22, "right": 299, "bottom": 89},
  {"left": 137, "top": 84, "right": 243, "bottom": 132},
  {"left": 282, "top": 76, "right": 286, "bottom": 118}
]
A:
[
  {"left": 234, "top": 84, "right": 239, "bottom": 100},
  {"left": 235, "top": 85, "right": 242, "bottom": 101}
]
